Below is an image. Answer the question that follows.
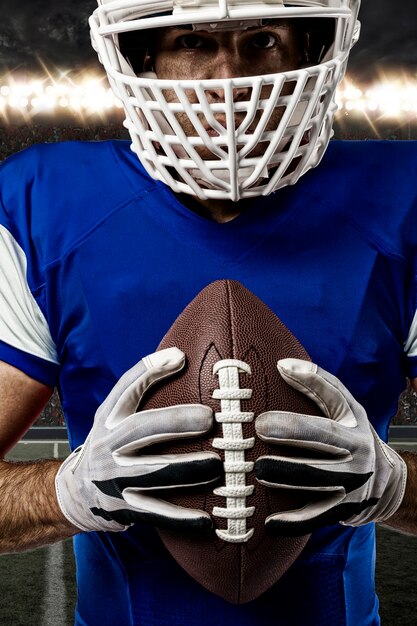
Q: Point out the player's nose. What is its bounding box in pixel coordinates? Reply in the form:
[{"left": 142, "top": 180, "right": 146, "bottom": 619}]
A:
[{"left": 206, "top": 50, "right": 251, "bottom": 101}]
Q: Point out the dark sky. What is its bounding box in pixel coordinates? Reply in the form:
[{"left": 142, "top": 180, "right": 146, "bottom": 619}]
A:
[{"left": 0, "top": 0, "right": 416, "bottom": 80}]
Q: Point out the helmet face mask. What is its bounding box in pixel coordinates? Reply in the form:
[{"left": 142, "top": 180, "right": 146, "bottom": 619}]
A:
[{"left": 90, "top": 0, "right": 361, "bottom": 201}]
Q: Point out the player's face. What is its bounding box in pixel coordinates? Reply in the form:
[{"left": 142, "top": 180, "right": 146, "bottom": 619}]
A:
[
  {"left": 151, "top": 22, "right": 303, "bottom": 158},
  {"left": 153, "top": 22, "right": 302, "bottom": 80}
]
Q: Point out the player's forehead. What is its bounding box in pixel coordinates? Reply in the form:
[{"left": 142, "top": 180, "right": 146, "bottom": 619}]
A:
[
  {"left": 147, "top": 17, "right": 295, "bottom": 36},
  {"left": 166, "top": 17, "right": 294, "bottom": 31},
  {"left": 157, "top": 19, "right": 295, "bottom": 39},
  {"left": 149, "top": 18, "right": 301, "bottom": 53}
]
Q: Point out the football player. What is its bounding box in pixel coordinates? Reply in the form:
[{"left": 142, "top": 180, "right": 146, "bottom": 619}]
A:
[{"left": 0, "top": 0, "right": 416, "bottom": 624}]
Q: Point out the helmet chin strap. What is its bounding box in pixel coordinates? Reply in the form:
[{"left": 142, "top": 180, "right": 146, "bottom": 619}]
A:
[{"left": 190, "top": 164, "right": 270, "bottom": 191}]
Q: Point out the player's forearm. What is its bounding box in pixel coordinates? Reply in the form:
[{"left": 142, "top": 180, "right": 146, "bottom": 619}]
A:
[
  {"left": 0, "top": 458, "right": 79, "bottom": 553},
  {"left": 383, "top": 451, "right": 417, "bottom": 535}
]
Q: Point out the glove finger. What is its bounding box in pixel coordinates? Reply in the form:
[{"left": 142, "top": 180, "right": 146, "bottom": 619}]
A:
[
  {"left": 89, "top": 493, "right": 213, "bottom": 532},
  {"left": 112, "top": 404, "right": 213, "bottom": 454},
  {"left": 255, "top": 410, "right": 353, "bottom": 455},
  {"left": 277, "top": 359, "right": 364, "bottom": 427},
  {"left": 264, "top": 493, "right": 355, "bottom": 536},
  {"left": 98, "top": 347, "right": 185, "bottom": 428},
  {"left": 123, "top": 491, "right": 213, "bottom": 531},
  {"left": 94, "top": 451, "right": 223, "bottom": 494},
  {"left": 255, "top": 456, "right": 372, "bottom": 492}
]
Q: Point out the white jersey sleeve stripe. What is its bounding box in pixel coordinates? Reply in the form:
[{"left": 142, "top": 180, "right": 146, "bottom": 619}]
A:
[
  {"left": 404, "top": 308, "right": 417, "bottom": 359},
  {"left": 0, "top": 224, "right": 59, "bottom": 364}
]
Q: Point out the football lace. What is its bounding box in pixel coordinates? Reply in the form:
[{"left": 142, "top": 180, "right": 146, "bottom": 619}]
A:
[{"left": 211, "top": 359, "right": 256, "bottom": 543}]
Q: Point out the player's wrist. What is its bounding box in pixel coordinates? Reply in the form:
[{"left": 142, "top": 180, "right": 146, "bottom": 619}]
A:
[
  {"left": 55, "top": 452, "right": 91, "bottom": 532},
  {"left": 376, "top": 445, "right": 408, "bottom": 521},
  {"left": 55, "top": 449, "right": 128, "bottom": 533}
]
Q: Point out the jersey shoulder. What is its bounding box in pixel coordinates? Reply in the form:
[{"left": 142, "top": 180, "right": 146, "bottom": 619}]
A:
[
  {"left": 0, "top": 140, "right": 158, "bottom": 267},
  {"left": 326, "top": 138, "right": 417, "bottom": 171},
  {"left": 324, "top": 140, "right": 417, "bottom": 199},
  {"left": 317, "top": 140, "right": 417, "bottom": 256}
]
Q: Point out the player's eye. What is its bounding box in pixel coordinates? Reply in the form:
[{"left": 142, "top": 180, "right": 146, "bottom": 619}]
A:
[
  {"left": 249, "top": 32, "right": 278, "bottom": 50},
  {"left": 176, "top": 34, "right": 206, "bottom": 49}
]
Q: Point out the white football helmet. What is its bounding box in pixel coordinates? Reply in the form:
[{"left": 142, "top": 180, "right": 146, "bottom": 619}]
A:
[{"left": 90, "top": 0, "right": 360, "bottom": 201}]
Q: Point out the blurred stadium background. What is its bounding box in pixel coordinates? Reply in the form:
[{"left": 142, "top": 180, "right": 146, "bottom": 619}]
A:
[{"left": 1, "top": 70, "right": 417, "bottom": 624}]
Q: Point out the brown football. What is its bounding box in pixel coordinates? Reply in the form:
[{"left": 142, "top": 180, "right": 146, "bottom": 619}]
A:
[{"left": 139, "top": 280, "right": 323, "bottom": 604}]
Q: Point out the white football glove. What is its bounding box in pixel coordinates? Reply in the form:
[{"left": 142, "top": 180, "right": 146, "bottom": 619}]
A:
[
  {"left": 255, "top": 358, "right": 407, "bottom": 535},
  {"left": 56, "top": 347, "right": 222, "bottom": 533}
]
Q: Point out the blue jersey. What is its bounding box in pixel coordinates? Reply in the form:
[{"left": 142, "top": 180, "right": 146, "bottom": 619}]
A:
[{"left": 1, "top": 139, "right": 417, "bottom": 626}]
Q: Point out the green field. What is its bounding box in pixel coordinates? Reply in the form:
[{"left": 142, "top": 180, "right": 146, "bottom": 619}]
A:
[{"left": 2, "top": 442, "right": 75, "bottom": 626}]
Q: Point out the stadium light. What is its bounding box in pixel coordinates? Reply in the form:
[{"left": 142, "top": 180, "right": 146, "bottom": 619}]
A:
[
  {"left": 336, "top": 76, "right": 417, "bottom": 120},
  {"left": 0, "top": 72, "right": 416, "bottom": 121}
]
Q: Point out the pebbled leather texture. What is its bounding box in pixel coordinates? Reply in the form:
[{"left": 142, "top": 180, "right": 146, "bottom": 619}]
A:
[{"left": 139, "top": 280, "right": 324, "bottom": 604}]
